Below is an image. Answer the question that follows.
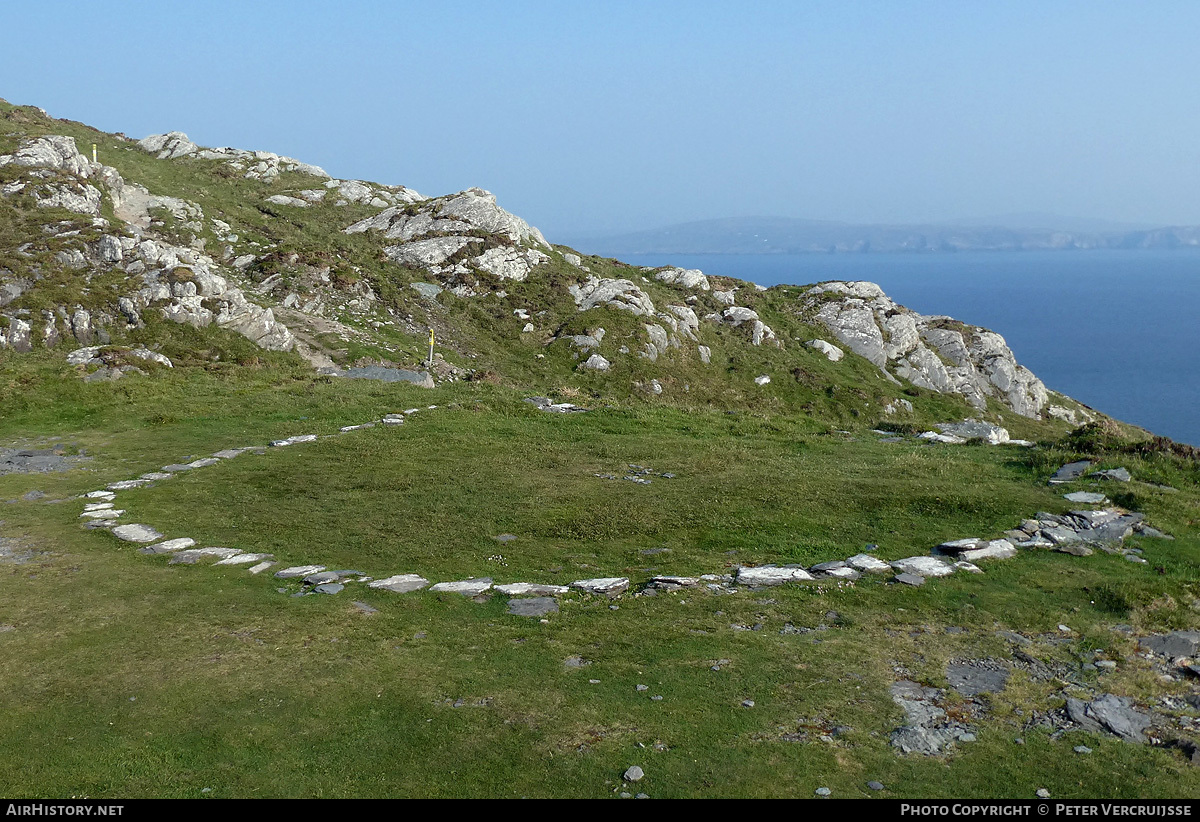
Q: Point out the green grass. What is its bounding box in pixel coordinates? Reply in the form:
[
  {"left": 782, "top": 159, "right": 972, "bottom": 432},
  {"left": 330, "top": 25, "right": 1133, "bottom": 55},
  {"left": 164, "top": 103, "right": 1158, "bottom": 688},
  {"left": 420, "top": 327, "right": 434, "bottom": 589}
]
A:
[{"left": 1, "top": 356, "right": 1198, "bottom": 798}]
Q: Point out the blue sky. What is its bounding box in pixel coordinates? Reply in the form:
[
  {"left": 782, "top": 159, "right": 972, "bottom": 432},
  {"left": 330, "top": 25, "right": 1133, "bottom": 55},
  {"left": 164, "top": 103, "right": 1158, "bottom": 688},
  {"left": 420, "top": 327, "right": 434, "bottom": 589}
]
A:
[{"left": 4, "top": 1, "right": 1199, "bottom": 238}]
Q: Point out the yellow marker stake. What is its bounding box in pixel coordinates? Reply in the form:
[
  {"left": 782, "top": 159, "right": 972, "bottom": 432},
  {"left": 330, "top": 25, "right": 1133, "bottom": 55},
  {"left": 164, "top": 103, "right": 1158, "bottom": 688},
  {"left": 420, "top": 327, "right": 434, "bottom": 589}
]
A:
[
  {"left": 428, "top": 329, "right": 435, "bottom": 367},
  {"left": 92, "top": 143, "right": 97, "bottom": 163}
]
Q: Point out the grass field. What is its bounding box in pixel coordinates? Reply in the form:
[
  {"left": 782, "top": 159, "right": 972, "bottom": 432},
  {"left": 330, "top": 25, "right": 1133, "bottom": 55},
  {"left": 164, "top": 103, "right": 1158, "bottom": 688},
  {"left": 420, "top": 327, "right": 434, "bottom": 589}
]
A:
[{"left": 2, "top": 356, "right": 1198, "bottom": 798}]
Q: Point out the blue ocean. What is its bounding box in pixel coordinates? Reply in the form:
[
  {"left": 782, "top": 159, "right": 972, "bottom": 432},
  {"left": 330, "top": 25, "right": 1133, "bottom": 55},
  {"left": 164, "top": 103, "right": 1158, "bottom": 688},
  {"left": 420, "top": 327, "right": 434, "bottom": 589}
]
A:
[{"left": 614, "top": 250, "right": 1200, "bottom": 446}]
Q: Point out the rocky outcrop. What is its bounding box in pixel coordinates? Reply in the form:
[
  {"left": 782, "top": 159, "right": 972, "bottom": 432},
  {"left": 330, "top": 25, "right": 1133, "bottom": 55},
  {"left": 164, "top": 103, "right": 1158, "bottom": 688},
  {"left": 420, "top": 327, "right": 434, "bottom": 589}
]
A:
[
  {"left": 0, "top": 135, "right": 294, "bottom": 352},
  {"left": 345, "top": 188, "right": 549, "bottom": 293},
  {"left": 805, "top": 281, "right": 1049, "bottom": 417},
  {"left": 138, "top": 131, "right": 331, "bottom": 180}
]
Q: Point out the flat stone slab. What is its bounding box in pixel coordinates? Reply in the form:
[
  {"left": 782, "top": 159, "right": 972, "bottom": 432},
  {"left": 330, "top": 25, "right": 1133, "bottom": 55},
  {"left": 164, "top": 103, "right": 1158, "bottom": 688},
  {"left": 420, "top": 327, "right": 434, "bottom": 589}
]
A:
[
  {"left": 107, "top": 479, "right": 152, "bottom": 490},
  {"left": 368, "top": 574, "right": 429, "bottom": 593},
  {"left": 185, "top": 458, "right": 221, "bottom": 469},
  {"left": 169, "top": 547, "right": 242, "bottom": 564},
  {"left": 111, "top": 524, "right": 164, "bottom": 543},
  {"left": 846, "top": 553, "right": 893, "bottom": 573},
  {"left": 895, "top": 572, "right": 925, "bottom": 586},
  {"left": 338, "top": 366, "right": 434, "bottom": 386},
  {"left": 214, "top": 552, "right": 273, "bottom": 565},
  {"left": 1049, "top": 460, "right": 1092, "bottom": 485},
  {"left": 1064, "top": 491, "right": 1108, "bottom": 504},
  {"left": 946, "top": 662, "right": 1010, "bottom": 696},
  {"left": 646, "top": 576, "right": 701, "bottom": 589},
  {"left": 919, "top": 431, "right": 967, "bottom": 444},
  {"left": 80, "top": 509, "right": 123, "bottom": 519},
  {"left": 508, "top": 597, "right": 559, "bottom": 617},
  {"left": 1092, "top": 468, "right": 1131, "bottom": 482},
  {"left": 1139, "top": 631, "right": 1200, "bottom": 658},
  {"left": 247, "top": 561, "right": 275, "bottom": 574},
  {"left": 274, "top": 565, "right": 326, "bottom": 579},
  {"left": 269, "top": 435, "right": 317, "bottom": 447},
  {"left": 313, "top": 583, "right": 344, "bottom": 595},
  {"left": 352, "top": 601, "right": 379, "bottom": 614},
  {"left": 494, "top": 534, "right": 518, "bottom": 543},
  {"left": 82, "top": 502, "right": 115, "bottom": 511},
  {"left": 890, "top": 556, "right": 954, "bottom": 577},
  {"left": 430, "top": 578, "right": 493, "bottom": 596},
  {"left": 820, "top": 566, "right": 861, "bottom": 580},
  {"left": 1066, "top": 695, "right": 1152, "bottom": 743},
  {"left": 213, "top": 449, "right": 250, "bottom": 459},
  {"left": 83, "top": 490, "right": 116, "bottom": 499},
  {"left": 959, "top": 539, "right": 1017, "bottom": 563},
  {"left": 493, "top": 582, "right": 569, "bottom": 596},
  {"left": 304, "top": 571, "right": 342, "bottom": 585},
  {"left": 935, "top": 538, "right": 982, "bottom": 555},
  {"left": 339, "top": 423, "right": 375, "bottom": 432},
  {"left": 809, "top": 560, "right": 847, "bottom": 573},
  {"left": 571, "top": 577, "right": 630, "bottom": 595},
  {"left": 140, "top": 537, "right": 196, "bottom": 554},
  {"left": 160, "top": 464, "right": 195, "bottom": 473},
  {"left": 736, "top": 566, "right": 815, "bottom": 586}
]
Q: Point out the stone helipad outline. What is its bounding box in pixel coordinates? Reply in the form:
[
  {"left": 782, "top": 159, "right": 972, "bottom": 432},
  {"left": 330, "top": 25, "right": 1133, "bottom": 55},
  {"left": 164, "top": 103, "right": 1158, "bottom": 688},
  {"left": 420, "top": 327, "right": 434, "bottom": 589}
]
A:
[{"left": 78, "top": 410, "right": 1174, "bottom": 611}]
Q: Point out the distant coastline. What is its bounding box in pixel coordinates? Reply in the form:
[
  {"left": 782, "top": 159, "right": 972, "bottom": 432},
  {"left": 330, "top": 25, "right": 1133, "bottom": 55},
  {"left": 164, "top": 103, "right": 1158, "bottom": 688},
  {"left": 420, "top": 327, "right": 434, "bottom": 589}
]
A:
[{"left": 565, "top": 215, "right": 1200, "bottom": 258}]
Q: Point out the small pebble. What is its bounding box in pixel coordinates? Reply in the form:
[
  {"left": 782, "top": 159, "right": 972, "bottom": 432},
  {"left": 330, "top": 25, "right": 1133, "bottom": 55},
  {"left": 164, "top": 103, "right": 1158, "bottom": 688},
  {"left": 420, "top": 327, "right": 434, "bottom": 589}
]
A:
[
  {"left": 867, "top": 781, "right": 885, "bottom": 791},
  {"left": 637, "top": 684, "right": 648, "bottom": 691},
  {"left": 650, "top": 695, "right": 663, "bottom": 701},
  {"left": 589, "top": 679, "right": 600, "bottom": 684},
  {"left": 623, "top": 765, "right": 644, "bottom": 782},
  {"left": 815, "top": 787, "right": 831, "bottom": 797},
  {"left": 742, "top": 699, "right": 755, "bottom": 708},
  {"left": 1074, "top": 745, "right": 1092, "bottom": 754},
  {"left": 1037, "top": 789, "right": 1051, "bottom": 799}
]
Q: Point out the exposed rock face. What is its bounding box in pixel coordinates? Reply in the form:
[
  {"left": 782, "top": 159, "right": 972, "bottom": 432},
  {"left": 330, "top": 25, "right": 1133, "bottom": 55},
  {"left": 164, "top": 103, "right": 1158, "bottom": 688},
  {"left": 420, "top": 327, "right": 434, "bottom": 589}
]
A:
[
  {"left": 138, "top": 131, "right": 331, "bottom": 180},
  {"left": 0, "top": 135, "right": 294, "bottom": 353},
  {"left": 719, "top": 306, "right": 776, "bottom": 346},
  {"left": 805, "top": 281, "right": 1049, "bottom": 417},
  {"left": 569, "top": 277, "right": 656, "bottom": 317},
  {"left": 654, "top": 267, "right": 710, "bottom": 291},
  {"left": 345, "top": 188, "right": 549, "bottom": 292}
]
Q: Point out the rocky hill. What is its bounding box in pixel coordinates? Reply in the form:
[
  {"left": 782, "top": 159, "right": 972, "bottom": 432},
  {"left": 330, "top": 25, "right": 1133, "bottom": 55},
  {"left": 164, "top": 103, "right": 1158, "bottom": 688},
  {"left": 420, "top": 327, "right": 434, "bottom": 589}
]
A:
[{"left": 0, "top": 98, "right": 1099, "bottom": 435}]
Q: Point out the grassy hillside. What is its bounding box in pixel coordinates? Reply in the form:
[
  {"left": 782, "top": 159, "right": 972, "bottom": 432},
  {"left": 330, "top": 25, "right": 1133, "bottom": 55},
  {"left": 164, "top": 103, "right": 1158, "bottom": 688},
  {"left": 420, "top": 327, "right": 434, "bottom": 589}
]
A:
[{"left": 1, "top": 99, "right": 1198, "bottom": 799}]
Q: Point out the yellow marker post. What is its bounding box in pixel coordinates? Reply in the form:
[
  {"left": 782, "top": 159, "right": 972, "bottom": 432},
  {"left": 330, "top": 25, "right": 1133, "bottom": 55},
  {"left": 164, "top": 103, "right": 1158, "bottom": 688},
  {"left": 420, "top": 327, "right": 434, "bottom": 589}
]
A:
[
  {"left": 428, "top": 329, "right": 435, "bottom": 368},
  {"left": 91, "top": 143, "right": 97, "bottom": 164}
]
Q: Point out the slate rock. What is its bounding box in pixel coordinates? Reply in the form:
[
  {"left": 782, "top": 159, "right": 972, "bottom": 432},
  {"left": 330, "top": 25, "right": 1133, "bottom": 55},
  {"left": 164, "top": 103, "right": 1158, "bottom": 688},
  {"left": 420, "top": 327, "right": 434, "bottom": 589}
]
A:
[
  {"left": 623, "top": 766, "right": 644, "bottom": 782},
  {"left": 736, "top": 566, "right": 815, "bottom": 585},
  {"left": 111, "top": 524, "right": 164, "bottom": 543},
  {"left": 274, "top": 565, "right": 326, "bottom": 579},
  {"left": 1092, "top": 468, "right": 1131, "bottom": 482},
  {"left": 1064, "top": 491, "right": 1107, "bottom": 504},
  {"left": 314, "top": 583, "right": 344, "bottom": 595},
  {"left": 946, "top": 662, "right": 1010, "bottom": 696},
  {"left": 1050, "top": 461, "right": 1092, "bottom": 484},
  {"left": 1139, "top": 631, "right": 1200, "bottom": 658},
  {"left": 895, "top": 572, "right": 925, "bottom": 587},
  {"left": 429, "top": 578, "right": 493, "bottom": 596},
  {"left": 508, "top": 597, "right": 558, "bottom": 617},
  {"left": 571, "top": 577, "right": 629, "bottom": 596},
  {"left": 368, "top": 574, "right": 429, "bottom": 593},
  {"left": 494, "top": 582, "right": 569, "bottom": 596},
  {"left": 890, "top": 556, "right": 954, "bottom": 577}
]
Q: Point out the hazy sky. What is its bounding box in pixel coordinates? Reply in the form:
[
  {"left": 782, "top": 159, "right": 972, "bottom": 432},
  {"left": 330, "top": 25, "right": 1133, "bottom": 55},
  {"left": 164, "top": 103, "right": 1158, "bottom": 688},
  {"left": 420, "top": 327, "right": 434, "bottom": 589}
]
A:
[{"left": 4, "top": 1, "right": 1199, "bottom": 238}]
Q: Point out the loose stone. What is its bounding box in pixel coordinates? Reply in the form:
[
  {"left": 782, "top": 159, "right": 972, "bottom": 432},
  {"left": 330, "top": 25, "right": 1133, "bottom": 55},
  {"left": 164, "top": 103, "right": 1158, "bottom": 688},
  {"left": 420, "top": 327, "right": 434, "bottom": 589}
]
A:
[
  {"left": 274, "top": 565, "right": 327, "bottom": 579},
  {"left": 111, "top": 524, "right": 164, "bottom": 543}
]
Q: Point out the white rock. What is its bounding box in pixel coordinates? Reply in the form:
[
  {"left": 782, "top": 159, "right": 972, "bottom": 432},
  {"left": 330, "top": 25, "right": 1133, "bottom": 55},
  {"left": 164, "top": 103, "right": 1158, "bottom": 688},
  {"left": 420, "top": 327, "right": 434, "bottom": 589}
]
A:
[
  {"left": 214, "top": 553, "right": 274, "bottom": 565},
  {"left": 429, "top": 578, "right": 493, "bottom": 596},
  {"left": 368, "top": 574, "right": 430, "bottom": 593},
  {"left": 247, "top": 561, "right": 275, "bottom": 574},
  {"left": 111, "top": 524, "right": 164, "bottom": 543},
  {"left": 807, "top": 339, "right": 844, "bottom": 362},
  {"left": 754, "top": 375, "right": 771, "bottom": 386},
  {"left": 736, "top": 566, "right": 815, "bottom": 586},
  {"left": 846, "top": 554, "right": 893, "bottom": 573},
  {"left": 571, "top": 577, "right": 630, "bottom": 595},
  {"left": 274, "top": 565, "right": 326, "bottom": 578},
  {"left": 889, "top": 556, "right": 954, "bottom": 577},
  {"left": 143, "top": 537, "right": 197, "bottom": 554},
  {"left": 959, "top": 539, "right": 1017, "bottom": 562},
  {"left": 580, "top": 354, "right": 611, "bottom": 371},
  {"left": 494, "top": 582, "right": 570, "bottom": 596}
]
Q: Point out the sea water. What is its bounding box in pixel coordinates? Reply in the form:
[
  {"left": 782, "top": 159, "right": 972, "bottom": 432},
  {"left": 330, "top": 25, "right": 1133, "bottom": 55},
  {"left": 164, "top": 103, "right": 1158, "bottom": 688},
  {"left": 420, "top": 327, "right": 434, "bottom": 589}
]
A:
[{"left": 615, "top": 250, "right": 1200, "bottom": 445}]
